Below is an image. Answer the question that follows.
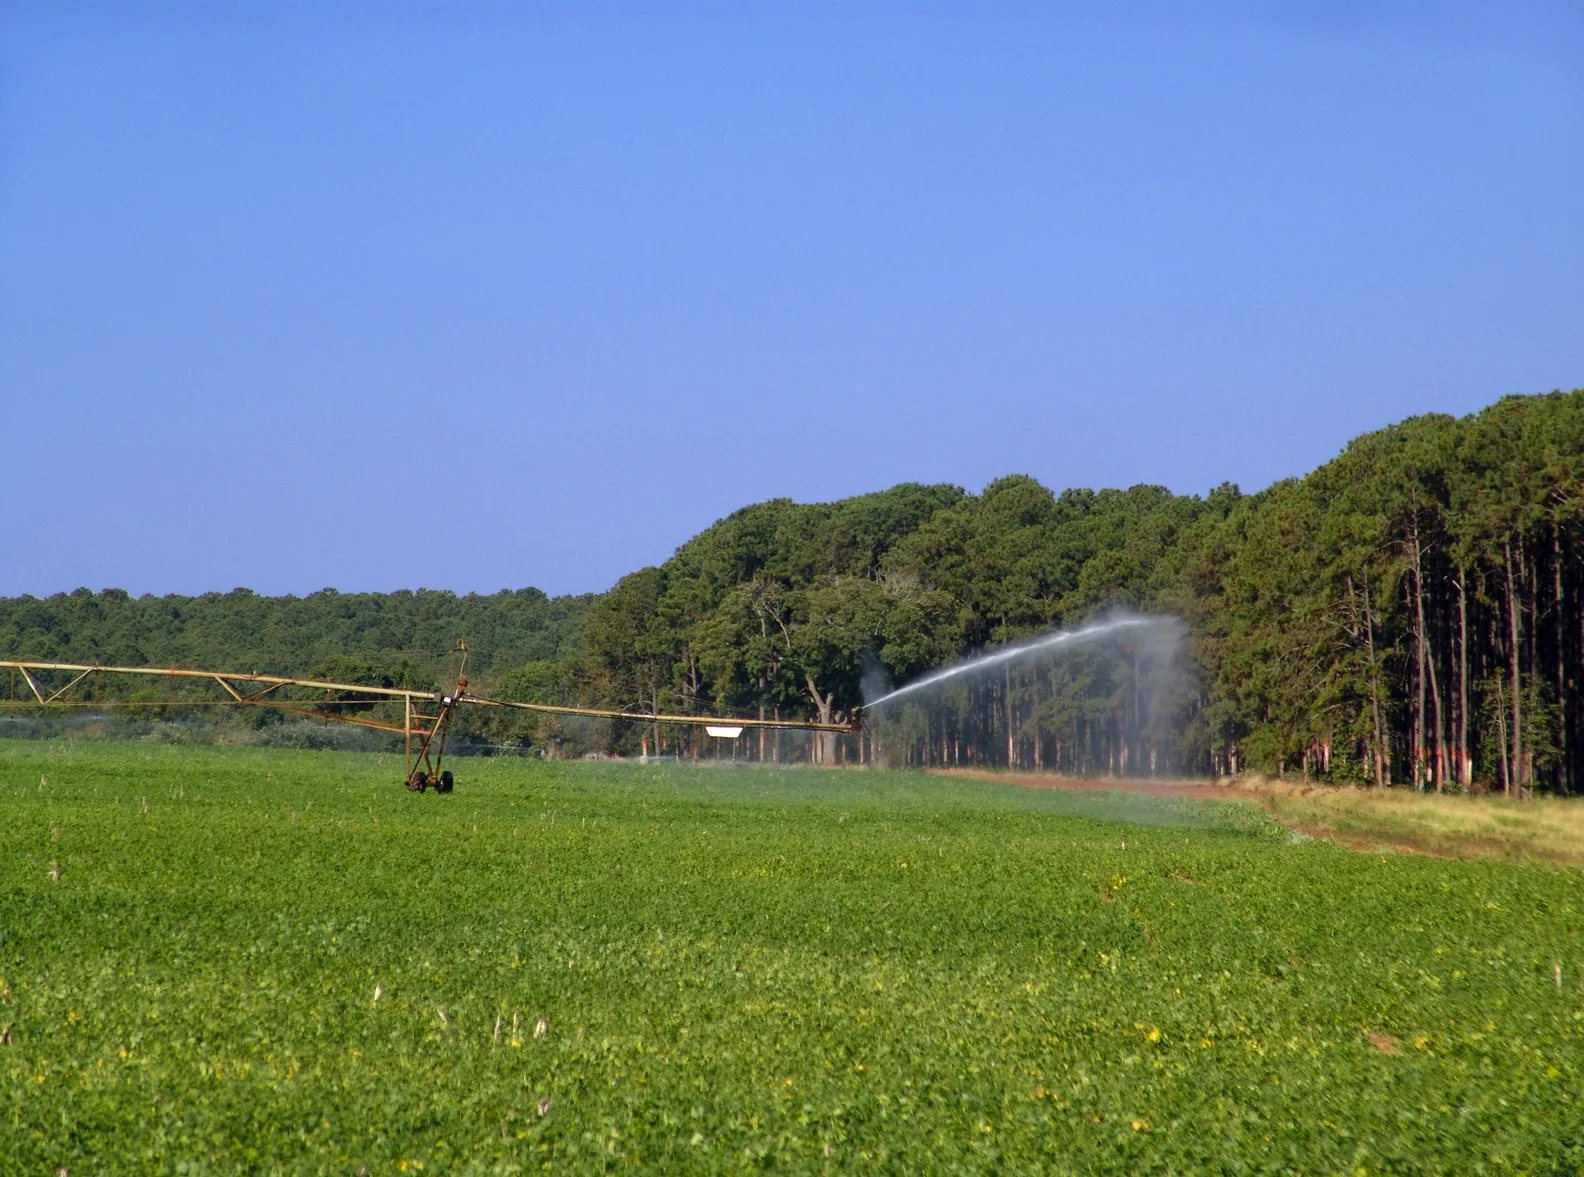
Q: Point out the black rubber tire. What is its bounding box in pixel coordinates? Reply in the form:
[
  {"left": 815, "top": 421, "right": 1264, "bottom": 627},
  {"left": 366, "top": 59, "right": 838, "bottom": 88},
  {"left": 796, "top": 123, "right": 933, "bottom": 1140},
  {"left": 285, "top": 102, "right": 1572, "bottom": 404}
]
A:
[{"left": 438, "top": 770, "right": 454, "bottom": 794}]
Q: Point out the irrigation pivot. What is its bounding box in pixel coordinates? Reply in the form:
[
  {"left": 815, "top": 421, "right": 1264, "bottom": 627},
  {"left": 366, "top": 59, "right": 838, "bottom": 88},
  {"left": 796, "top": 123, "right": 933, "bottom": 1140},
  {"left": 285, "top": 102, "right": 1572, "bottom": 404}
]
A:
[{"left": 0, "top": 641, "right": 856, "bottom": 793}]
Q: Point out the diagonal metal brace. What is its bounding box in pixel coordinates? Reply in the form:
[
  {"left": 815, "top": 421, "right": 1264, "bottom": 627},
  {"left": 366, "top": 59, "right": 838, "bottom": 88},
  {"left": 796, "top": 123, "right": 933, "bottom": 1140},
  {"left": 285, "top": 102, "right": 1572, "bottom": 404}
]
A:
[{"left": 45, "top": 668, "right": 96, "bottom": 704}]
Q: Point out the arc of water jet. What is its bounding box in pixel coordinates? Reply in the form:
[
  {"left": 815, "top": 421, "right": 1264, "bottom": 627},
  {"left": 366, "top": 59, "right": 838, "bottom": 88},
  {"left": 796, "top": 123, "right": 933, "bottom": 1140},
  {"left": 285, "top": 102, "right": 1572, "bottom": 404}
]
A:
[{"left": 864, "top": 616, "right": 1163, "bottom": 710}]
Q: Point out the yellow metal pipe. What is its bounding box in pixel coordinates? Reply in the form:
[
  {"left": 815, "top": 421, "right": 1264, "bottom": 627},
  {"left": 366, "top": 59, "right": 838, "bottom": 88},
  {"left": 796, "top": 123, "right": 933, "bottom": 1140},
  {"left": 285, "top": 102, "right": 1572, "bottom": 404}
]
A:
[
  {"left": 0, "top": 660, "right": 858, "bottom": 733},
  {"left": 464, "top": 695, "right": 856, "bottom": 732}
]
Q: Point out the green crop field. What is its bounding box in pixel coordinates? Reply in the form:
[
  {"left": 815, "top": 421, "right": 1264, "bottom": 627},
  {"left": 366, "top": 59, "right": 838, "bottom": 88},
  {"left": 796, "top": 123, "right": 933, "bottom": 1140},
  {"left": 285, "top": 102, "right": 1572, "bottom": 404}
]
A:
[{"left": 1, "top": 742, "right": 1581, "bottom": 1174}]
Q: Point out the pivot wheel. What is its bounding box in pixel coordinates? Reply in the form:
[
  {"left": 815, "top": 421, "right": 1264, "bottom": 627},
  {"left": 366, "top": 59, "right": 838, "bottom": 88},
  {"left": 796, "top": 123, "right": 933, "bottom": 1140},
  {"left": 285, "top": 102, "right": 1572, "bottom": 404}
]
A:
[
  {"left": 436, "top": 770, "right": 454, "bottom": 794},
  {"left": 405, "top": 770, "right": 429, "bottom": 793}
]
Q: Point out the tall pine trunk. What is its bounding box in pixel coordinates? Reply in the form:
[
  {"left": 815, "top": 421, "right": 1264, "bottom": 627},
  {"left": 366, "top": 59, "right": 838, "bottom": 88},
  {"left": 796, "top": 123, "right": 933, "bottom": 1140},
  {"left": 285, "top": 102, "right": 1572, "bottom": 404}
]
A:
[
  {"left": 1457, "top": 567, "right": 1472, "bottom": 788},
  {"left": 1031, "top": 669, "right": 1043, "bottom": 771},
  {"left": 1411, "top": 526, "right": 1448, "bottom": 791},
  {"left": 1004, "top": 665, "right": 1015, "bottom": 769},
  {"left": 1554, "top": 523, "right": 1568, "bottom": 794},
  {"left": 1428, "top": 646, "right": 1447, "bottom": 792},
  {"left": 1494, "top": 674, "right": 1512, "bottom": 794},
  {"left": 1505, "top": 538, "right": 1523, "bottom": 794},
  {"left": 1363, "top": 571, "right": 1388, "bottom": 788},
  {"left": 1412, "top": 523, "right": 1428, "bottom": 788}
]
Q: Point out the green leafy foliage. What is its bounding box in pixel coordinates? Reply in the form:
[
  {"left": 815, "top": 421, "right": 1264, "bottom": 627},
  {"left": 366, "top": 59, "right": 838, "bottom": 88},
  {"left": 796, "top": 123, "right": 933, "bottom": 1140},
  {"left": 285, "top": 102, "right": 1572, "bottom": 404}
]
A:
[
  {"left": 578, "top": 390, "right": 1584, "bottom": 787},
  {"left": 0, "top": 587, "right": 592, "bottom": 680},
  {"left": 2, "top": 743, "right": 1582, "bottom": 1172}
]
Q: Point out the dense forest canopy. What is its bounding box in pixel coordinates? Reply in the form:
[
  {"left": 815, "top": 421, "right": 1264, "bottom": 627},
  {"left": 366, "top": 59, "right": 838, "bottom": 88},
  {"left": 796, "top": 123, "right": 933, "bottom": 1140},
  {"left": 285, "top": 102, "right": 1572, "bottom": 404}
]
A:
[
  {"left": 0, "top": 587, "right": 593, "bottom": 680},
  {"left": 5, "top": 390, "right": 1583, "bottom": 792}
]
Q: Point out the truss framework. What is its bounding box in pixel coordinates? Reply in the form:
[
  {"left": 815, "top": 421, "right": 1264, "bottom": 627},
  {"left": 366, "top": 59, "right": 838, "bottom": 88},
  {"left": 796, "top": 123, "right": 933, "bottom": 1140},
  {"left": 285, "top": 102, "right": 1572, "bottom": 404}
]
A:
[{"left": 2, "top": 647, "right": 856, "bottom": 791}]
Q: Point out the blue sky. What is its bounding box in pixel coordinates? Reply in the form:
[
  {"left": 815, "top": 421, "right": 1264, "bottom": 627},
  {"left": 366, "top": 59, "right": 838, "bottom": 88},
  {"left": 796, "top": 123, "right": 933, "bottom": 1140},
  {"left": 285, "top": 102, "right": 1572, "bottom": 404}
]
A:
[{"left": 2, "top": 2, "right": 1580, "bottom": 599}]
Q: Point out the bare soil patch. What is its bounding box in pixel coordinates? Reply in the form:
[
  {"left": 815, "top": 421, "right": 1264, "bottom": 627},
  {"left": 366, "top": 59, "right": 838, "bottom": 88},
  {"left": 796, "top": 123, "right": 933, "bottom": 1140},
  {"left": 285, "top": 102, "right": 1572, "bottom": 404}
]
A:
[{"left": 936, "top": 768, "right": 1233, "bottom": 802}]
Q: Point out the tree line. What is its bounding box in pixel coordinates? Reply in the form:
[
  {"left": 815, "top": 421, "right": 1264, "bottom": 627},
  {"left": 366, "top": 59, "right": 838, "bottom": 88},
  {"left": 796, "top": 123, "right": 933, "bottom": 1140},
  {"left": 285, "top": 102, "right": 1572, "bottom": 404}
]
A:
[
  {"left": 4, "top": 390, "right": 1581, "bottom": 791},
  {"left": 0, "top": 586, "right": 592, "bottom": 684},
  {"left": 577, "top": 389, "right": 1584, "bottom": 792}
]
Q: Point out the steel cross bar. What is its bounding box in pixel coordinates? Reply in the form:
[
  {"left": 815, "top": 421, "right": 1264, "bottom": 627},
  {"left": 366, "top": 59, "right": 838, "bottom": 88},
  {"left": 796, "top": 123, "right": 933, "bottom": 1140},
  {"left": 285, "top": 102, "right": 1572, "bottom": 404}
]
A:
[{"left": 462, "top": 694, "right": 857, "bottom": 732}]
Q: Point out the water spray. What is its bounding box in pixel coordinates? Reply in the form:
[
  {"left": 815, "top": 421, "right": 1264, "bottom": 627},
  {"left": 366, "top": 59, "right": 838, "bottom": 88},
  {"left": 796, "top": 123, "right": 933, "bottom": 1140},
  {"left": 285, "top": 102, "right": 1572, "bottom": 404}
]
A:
[{"left": 862, "top": 615, "right": 1168, "bottom": 711}]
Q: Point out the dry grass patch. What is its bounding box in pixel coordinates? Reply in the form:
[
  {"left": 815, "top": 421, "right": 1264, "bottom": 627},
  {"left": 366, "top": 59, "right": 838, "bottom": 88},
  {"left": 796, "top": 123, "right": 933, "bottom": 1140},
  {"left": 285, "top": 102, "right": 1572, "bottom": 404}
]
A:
[
  {"left": 953, "top": 766, "right": 1584, "bottom": 868},
  {"left": 1229, "top": 775, "right": 1584, "bottom": 867}
]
